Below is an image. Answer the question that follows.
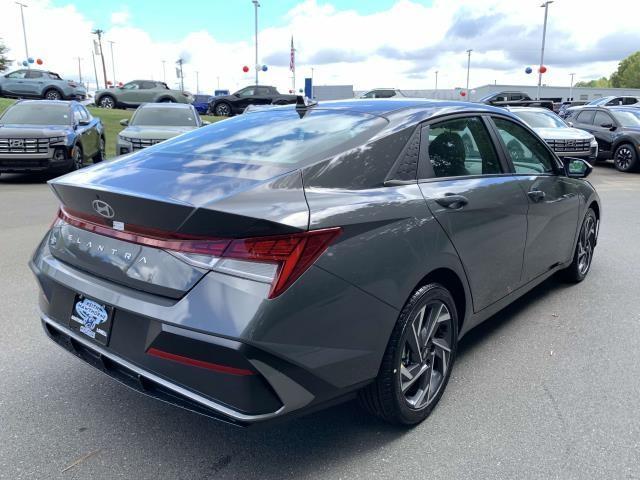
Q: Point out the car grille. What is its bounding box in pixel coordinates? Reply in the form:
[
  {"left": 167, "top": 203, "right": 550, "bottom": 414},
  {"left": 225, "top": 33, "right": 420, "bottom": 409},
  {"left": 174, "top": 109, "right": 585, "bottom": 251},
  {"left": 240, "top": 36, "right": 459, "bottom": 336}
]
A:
[
  {"left": 131, "top": 139, "right": 163, "bottom": 151},
  {"left": 545, "top": 139, "right": 590, "bottom": 152},
  {"left": 0, "top": 137, "right": 50, "bottom": 154}
]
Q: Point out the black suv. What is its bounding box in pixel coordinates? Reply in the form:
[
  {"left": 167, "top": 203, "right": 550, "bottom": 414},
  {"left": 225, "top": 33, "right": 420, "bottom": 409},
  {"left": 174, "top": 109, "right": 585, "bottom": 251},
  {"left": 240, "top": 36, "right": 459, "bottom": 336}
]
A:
[
  {"left": 0, "top": 100, "right": 104, "bottom": 174},
  {"left": 479, "top": 91, "right": 532, "bottom": 104},
  {"left": 568, "top": 106, "right": 640, "bottom": 172},
  {"left": 208, "top": 85, "right": 297, "bottom": 116}
]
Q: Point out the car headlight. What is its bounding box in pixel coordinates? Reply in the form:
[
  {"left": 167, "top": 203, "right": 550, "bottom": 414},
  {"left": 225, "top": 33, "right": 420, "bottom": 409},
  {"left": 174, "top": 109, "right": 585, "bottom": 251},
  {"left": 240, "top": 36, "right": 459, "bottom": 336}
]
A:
[
  {"left": 49, "top": 136, "right": 66, "bottom": 144},
  {"left": 590, "top": 137, "right": 598, "bottom": 147}
]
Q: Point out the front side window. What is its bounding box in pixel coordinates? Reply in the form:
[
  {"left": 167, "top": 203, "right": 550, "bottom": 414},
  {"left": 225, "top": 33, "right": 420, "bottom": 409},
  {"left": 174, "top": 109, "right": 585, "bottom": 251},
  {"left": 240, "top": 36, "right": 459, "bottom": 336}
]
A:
[
  {"left": 576, "top": 110, "right": 595, "bottom": 125},
  {"left": 593, "top": 111, "right": 613, "bottom": 127},
  {"left": 73, "top": 107, "right": 84, "bottom": 124},
  {"left": 493, "top": 117, "right": 556, "bottom": 175},
  {"left": 121, "top": 82, "right": 139, "bottom": 90},
  {"left": 426, "top": 116, "right": 501, "bottom": 178},
  {"left": 237, "top": 87, "right": 255, "bottom": 97},
  {"left": 6, "top": 70, "right": 27, "bottom": 79}
]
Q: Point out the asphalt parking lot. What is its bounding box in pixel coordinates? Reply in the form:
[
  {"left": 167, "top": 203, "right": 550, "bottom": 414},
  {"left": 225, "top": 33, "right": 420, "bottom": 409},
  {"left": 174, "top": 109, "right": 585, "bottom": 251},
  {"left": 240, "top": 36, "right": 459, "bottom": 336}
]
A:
[{"left": 1, "top": 164, "right": 639, "bottom": 480}]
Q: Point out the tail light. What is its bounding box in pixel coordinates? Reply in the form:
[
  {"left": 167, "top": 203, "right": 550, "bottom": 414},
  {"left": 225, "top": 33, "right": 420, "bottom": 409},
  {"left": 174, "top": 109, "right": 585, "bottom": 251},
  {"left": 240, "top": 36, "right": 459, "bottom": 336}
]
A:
[{"left": 56, "top": 208, "right": 340, "bottom": 298}]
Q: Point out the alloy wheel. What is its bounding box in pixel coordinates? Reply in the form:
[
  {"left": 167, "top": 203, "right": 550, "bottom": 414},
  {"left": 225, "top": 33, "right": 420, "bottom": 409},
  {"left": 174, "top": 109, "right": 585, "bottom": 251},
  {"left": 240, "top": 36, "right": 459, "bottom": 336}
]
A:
[
  {"left": 399, "top": 300, "right": 453, "bottom": 410},
  {"left": 215, "top": 103, "right": 230, "bottom": 116},
  {"left": 615, "top": 147, "right": 633, "bottom": 171},
  {"left": 45, "top": 90, "right": 61, "bottom": 100},
  {"left": 100, "top": 97, "right": 115, "bottom": 109},
  {"left": 577, "top": 215, "right": 596, "bottom": 275},
  {"left": 72, "top": 148, "right": 83, "bottom": 170}
]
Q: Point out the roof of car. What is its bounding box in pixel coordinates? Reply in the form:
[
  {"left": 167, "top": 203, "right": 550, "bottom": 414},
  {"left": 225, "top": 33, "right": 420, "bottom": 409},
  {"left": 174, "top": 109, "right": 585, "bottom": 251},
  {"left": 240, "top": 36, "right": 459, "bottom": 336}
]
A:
[
  {"left": 137, "top": 102, "right": 193, "bottom": 109},
  {"left": 313, "top": 98, "right": 513, "bottom": 117}
]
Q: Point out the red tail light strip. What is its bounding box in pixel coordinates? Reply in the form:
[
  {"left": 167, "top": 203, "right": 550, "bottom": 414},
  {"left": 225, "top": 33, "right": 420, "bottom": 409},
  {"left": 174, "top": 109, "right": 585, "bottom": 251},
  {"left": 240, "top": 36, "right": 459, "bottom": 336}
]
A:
[
  {"left": 147, "top": 347, "right": 255, "bottom": 376},
  {"left": 57, "top": 208, "right": 341, "bottom": 298}
]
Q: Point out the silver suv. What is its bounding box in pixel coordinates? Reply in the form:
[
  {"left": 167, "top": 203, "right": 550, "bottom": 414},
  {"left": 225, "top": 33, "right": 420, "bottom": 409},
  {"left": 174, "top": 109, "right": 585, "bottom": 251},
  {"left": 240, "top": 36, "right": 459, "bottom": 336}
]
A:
[{"left": 0, "top": 69, "right": 87, "bottom": 101}]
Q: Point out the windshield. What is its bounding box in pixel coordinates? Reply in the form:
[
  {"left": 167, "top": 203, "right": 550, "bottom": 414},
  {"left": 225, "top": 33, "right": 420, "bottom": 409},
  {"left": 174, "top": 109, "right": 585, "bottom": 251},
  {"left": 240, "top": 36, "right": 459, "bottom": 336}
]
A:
[
  {"left": 149, "top": 108, "right": 386, "bottom": 166},
  {"left": 513, "top": 110, "right": 566, "bottom": 129},
  {"left": 131, "top": 107, "right": 198, "bottom": 127},
  {"left": 587, "top": 97, "right": 610, "bottom": 106},
  {"left": 611, "top": 110, "right": 640, "bottom": 127},
  {"left": 0, "top": 104, "right": 70, "bottom": 125}
]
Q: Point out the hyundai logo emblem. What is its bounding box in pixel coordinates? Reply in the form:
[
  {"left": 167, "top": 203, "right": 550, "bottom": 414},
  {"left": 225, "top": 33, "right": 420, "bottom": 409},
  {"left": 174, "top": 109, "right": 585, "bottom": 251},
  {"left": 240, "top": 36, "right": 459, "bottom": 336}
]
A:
[
  {"left": 92, "top": 200, "right": 115, "bottom": 219},
  {"left": 10, "top": 139, "right": 24, "bottom": 148}
]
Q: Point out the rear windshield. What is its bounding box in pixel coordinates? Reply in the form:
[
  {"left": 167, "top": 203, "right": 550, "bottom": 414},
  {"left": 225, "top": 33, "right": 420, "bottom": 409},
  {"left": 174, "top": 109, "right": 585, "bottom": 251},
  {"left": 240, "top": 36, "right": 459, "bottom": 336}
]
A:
[
  {"left": 150, "top": 108, "right": 387, "bottom": 165},
  {"left": 131, "top": 107, "right": 198, "bottom": 127},
  {"left": 0, "top": 104, "right": 70, "bottom": 125}
]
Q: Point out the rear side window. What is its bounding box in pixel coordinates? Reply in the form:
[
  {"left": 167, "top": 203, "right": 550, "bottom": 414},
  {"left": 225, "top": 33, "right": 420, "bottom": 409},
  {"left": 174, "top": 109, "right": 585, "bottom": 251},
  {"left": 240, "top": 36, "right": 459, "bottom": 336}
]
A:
[
  {"left": 26, "top": 70, "right": 43, "bottom": 79},
  {"left": 593, "top": 111, "right": 613, "bottom": 126},
  {"left": 493, "top": 117, "right": 555, "bottom": 174},
  {"left": 140, "top": 81, "right": 156, "bottom": 89},
  {"left": 426, "top": 116, "right": 501, "bottom": 178},
  {"left": 150, "top": 109, "right": 386, "bottom": 167},
  {"left": 576, "top": 110, "right": 595, "bottom": 124},
  {"left": 623, "top": 97, "right": 638, "bottom": 105}
]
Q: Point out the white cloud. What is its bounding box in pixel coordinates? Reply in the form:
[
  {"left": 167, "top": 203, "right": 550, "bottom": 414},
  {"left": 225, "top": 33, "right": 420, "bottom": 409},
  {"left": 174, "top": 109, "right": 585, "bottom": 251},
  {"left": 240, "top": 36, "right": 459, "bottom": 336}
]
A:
[{"left": 1, "top": 0, "right": 639, "bottom": 95}]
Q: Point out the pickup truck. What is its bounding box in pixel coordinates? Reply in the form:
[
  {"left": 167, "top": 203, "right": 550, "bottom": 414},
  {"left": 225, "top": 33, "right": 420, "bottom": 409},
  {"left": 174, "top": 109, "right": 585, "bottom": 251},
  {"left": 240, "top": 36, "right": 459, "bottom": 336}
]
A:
[{"left": 208, "top": 85, "right": 297, "bottom": 116}]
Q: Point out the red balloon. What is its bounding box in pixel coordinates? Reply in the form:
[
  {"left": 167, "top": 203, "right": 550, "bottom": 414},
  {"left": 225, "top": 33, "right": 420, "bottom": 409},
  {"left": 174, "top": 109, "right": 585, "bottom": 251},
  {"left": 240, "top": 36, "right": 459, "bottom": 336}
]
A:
[
  {"left": 118, "top": 82, "right": 123, "bottom": 87},
  {"left": 539, "top": 65, "right": 547, "bottom": 74},
  {"left": 107, "top": 80, "right": 113, "bottom": 85},
  {"left": 36, "top": 58, "right": 43, "bottom": 65},
  {"left": 242, "top": 65, "right": 249, "bottom": 73},
  {"left": 460, "top": 91, "right": 466, "bottom": 97}
]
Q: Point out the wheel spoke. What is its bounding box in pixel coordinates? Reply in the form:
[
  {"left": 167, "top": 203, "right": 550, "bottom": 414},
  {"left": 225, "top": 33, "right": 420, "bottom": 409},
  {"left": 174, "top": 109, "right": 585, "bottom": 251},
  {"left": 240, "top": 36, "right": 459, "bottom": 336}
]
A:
[
  {"left": 401, "top": 363, "right": 428, "bottom": 393},
  {"left": 411, "top": 360, "right": 433, "bottom": 406}
]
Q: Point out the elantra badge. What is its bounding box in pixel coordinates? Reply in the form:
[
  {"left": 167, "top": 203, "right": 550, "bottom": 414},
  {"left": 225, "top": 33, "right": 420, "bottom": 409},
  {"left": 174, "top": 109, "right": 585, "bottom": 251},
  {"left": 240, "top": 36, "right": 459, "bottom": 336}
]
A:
[{"left": 92, "top": 199, "right": 115, "bottom": 218}]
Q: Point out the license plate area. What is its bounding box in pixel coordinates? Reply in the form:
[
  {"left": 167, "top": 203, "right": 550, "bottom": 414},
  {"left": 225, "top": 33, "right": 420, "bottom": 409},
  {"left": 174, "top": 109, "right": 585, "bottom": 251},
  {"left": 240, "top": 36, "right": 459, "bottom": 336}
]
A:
[{"left": 70, "top": 294, "right": 114, "bottom": 346}]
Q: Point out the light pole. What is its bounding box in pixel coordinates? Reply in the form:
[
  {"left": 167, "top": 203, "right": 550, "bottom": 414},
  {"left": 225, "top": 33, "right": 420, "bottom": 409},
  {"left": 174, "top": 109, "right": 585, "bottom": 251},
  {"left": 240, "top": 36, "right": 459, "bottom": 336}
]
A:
[
  {"left": 176, "top": 58, "right": 184, "bottom": 92},
  {"left": 15, "top": 2, "right": 30, "bottom": 67},
  {"left": 91, "top": 49, "right": 99, "bottom": 91},
  {"left": 569, "top": 72, "right": 575, "bottom": 102},
  {"left": 465, "top": 49, "right": 472, "bottom": 101},
  {"left": 76, "top": 57, "right": 83, "bottom": 84},
  {"left": 92, "top": 29, "right": 108, "bottom": 89},
  {"left": 195, "top": 71, "right": 199, "bottom": 94},
  {"left": 161, "top": 60, "right": 166, "bottom": 82},
  {"left": 311, "top": 67, "right": 314, "bottom": 99},
  {"left": 537, "top": 1, "right": 553, "bottom": 100},
  {"left": 252, "top": 0, "right": 260, "bottom": 85},
  {"left": 108, "top": 40, "right": 116, "bottom": 85},
  {"left": 435, "top": 70, "right": 438, "bottom": 90},
  {"left": 216, "top": 76, "right": 220, "bottom": 89}
]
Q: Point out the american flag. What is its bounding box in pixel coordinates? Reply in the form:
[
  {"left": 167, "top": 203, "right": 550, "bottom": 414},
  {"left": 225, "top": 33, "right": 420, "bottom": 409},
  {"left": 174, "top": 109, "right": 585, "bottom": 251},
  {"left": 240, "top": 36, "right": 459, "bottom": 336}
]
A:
[{"left": 290, "top": 36, "right": 295, "bottom": 72}]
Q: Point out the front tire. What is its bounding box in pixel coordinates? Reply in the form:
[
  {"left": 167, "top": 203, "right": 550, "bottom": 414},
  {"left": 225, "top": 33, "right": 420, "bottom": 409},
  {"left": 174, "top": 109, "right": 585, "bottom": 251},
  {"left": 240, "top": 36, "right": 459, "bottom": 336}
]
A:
[
  {"left": 214, "top": 102, "right": 232, "bottom": 116},
  {"left": 560, "top": 208, "right": 597, "bottom": 282},
  {"left": 359, "top": 283, "right": 458, "bottom": 425},
  {"left": 613, "top": 143, "right": 638, "bottom": 172},
  {"left": 98, "top": 95, "right": 116, "bottom": 109},
  {"left": 92, "top": 137, "right": 105, "bottom": 163},
  {"left": 69, "top": 145, "right": 84, "bottom": 171}
]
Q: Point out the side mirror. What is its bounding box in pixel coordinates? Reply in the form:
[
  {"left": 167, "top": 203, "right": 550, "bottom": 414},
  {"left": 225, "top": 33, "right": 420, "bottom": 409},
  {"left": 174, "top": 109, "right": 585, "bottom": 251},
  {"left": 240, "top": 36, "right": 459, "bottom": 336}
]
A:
[
  {"left": 566, "top": 121, "right": 574, "bottom": 127},
  {"left": 78, "top": 119, "right": 90, "bottom": 126},
  {"left": 201, "top": 120, "right": 211, "bottom": 126},
  {"left": 119, "top": 119, "right": 129, "bottom": 126},
  {"left": 564, "top": 157, "right": 592, "bottom": 179},
  {"left": 600, "top": 122, "right": 615, "bottom": 130}
]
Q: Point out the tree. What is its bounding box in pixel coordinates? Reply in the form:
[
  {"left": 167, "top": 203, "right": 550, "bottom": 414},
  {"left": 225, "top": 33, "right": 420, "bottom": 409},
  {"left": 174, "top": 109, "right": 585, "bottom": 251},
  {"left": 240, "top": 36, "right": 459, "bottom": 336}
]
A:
[
  {"left": 0, "top": 38, "right": 11, "bottom": 72},
  {"left": 575, "top": 77, "right": 611, "bottom": 88},
  {"left": 610, "top": 51, "right": 640, "bottom": 88}
]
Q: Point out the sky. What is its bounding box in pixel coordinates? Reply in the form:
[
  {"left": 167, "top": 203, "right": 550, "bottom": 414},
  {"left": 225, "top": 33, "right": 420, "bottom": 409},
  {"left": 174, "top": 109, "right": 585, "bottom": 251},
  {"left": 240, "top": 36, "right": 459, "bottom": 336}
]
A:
[{"left": 1, "top": 0, "right": 639, "bottom": 95}]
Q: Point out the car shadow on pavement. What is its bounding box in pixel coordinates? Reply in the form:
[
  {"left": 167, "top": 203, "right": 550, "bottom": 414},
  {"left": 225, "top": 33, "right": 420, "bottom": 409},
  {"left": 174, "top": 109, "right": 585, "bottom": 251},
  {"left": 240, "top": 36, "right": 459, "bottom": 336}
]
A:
[{"left": 0, "top": 172, "right": 62, "bottom": 184}]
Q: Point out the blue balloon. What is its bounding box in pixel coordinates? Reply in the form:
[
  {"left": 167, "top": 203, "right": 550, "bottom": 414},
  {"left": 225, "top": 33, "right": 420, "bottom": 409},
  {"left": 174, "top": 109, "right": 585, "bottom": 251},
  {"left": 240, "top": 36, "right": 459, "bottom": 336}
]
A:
[
  {"left": 261, "top": 65, "right": 268, "bottom": 72},
  {"left": 22, "top": 60, "right": 28, "bottom": 66},
  {"left": 27, "top": 57, "right": 34, "bottom": 63},
  {"left": 525, "top": 66, "right": 533, "bottom": 74}
]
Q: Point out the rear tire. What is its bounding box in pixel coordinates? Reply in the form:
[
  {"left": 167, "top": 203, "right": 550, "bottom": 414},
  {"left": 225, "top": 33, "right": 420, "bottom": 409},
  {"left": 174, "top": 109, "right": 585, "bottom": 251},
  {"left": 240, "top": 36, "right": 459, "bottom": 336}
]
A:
[
  {"left": 560, "top": 208, "right": 597, "bottom": 283},
  {"left": 613, "top": 143, "right": 638, "bottom": 172},
  {"left": 359, "top": 283, "right": 458, "bottom": 425},
  {"left": 44, "top": 89, "right": 62, "bottom": 101}
]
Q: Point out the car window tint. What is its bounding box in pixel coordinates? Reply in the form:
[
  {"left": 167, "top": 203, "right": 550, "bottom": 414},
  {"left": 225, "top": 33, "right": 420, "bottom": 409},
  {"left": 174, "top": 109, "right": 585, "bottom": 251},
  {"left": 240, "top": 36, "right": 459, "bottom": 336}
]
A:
[
  {"left": 79, "top": 106, "right": 90, "bottom": 121},
  {"left": 375, "top": 90, "right": 395, "bottom": 98},
  {"left": 122, "top": 82, "right": 139, "bottom": 90},
  {"left": 623, "top": 97, "right": 638, "bottom": 105},
  {"left": 140, "top": 81, "right": 156, "bottom": 89},
  {"left": 493, "top": 117, "right": 555, "bottom": 174},
  {"left": 6, "top": 70, "right": 27, "bottom": 79},
  {"left": 594, "top": 111, "right": 613, "bottom": 127},
  {"left": 26, "top": 70, "right": 43, "bottom": 79},
  {"left": 238, "top": 88, "right": 255, "bottom": 97},
  {"left": 576, "top": 110, "right": 595, "bottom": 124},
  {"left": 72, "top": 107, "right": 84, "bottom": 124},
  {"left": 427, "top": 116, "right": 501, "bottom": 178}
]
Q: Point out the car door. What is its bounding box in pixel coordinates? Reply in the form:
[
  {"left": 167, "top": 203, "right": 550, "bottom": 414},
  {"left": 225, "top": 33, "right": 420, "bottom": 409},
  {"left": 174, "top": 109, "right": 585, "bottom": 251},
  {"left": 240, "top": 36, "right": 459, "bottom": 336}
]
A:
[
  {"left": 490, "top": 116, "right": 581, "bottom": 283},
  {"left": 590, "top": 110, "right": 617, "bottom": 155},
  {"left": 417, "top": 115, "right": 529, "bottom": 312},
  {"left": 2, "top": 70, "right": 28, "bottom": 95},
  {"left": 80, "top": 106, "right": 99, "bottom": 156},
  {"left": 234, "top": 87, "right": 257, "bottom": 110},
  {"left": 24, "top": 70, "right": 46, "bottom": 96},
  {"left": 140, "top": 81, "right": 161, "bottom": 102},
  {"left": 72, "top": 105, "right": 94, "bottom": 159},
  {"left": 118, "top": 81, "right": 142, "bottom": 105}
]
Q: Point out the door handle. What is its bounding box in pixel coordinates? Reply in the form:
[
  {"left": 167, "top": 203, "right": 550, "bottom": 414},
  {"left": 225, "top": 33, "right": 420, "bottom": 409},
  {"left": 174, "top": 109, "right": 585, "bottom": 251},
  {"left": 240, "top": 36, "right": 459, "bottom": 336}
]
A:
[
  {"left": 435, "top": 194, "right": 468, "bottom": 209},
  {"left": 528, "top": 190, "right": 546, "bottom": 202}
]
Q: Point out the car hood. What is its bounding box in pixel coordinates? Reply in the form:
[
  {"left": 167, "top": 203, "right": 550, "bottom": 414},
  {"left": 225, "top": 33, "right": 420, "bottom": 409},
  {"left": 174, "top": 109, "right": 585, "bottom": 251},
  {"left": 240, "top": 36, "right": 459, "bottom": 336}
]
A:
[
  {"left": 532, "top": 127, "right": 594, "bottom": 141},
  {"left": 120, "top": 126, "right": 198, "bottom": 140},
  {"left": 0, "top": 124, "right": 71, "bottom": 137}
]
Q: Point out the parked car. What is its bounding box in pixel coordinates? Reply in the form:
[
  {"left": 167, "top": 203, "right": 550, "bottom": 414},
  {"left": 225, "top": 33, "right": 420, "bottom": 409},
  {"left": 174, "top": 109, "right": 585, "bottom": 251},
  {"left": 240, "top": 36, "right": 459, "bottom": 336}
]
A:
[
  {"left": 562, "top": 96, "right": 640, "bottom": 119},
  {"left": 558, "top": 101, "right": 587, "bottom": 119},
  {"left": 0, "top": 69, "right": 87, "bottom": 101},
  {"left": 359, "top": 88, "right": 406, "bottom": 99},
  {"left": 0, "top": 100, "right": 103, "bottom": 174},
  {"left": 567, "top": 106, "right": 640, "bottom": 172},
  {"left": 508, "top": 107, "right": 598, "bottom": 162},
  {"left": 95, "top": 80, "right": 193, "bottom": 109},
  {"left": 207, "top": 85, "right": 297, "bottom": 116},
  {"left": 30, "top": 99, "right": 600, "bottom": 427},
  {"left": 478, "top": 91, "right": 532, "bottom": 104},
  {"left": 191, "top": 94, "right": 212, "bottom": 114},
  {"left": 116, "top": 103, "right": 204, "bottom": 155}
]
